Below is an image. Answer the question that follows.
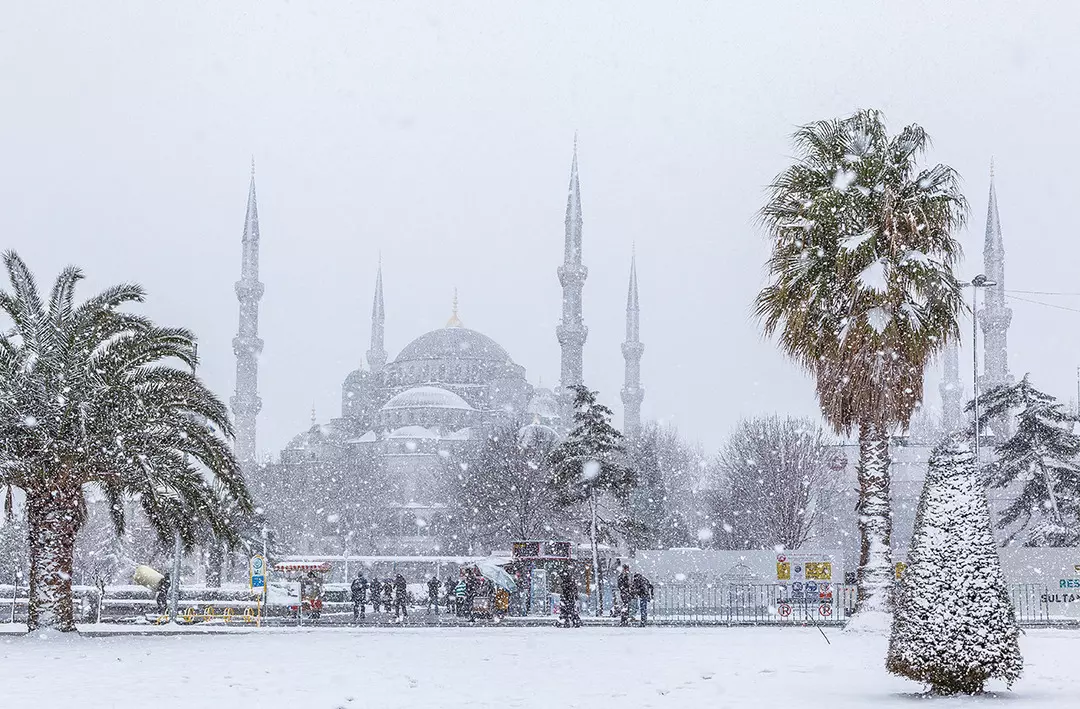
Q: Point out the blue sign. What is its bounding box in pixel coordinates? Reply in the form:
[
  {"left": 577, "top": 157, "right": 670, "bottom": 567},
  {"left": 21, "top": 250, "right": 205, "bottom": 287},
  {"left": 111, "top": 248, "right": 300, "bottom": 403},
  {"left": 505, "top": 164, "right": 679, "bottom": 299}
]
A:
[{"left": 251, "top": 574, "right": 265, "bottom": 588}]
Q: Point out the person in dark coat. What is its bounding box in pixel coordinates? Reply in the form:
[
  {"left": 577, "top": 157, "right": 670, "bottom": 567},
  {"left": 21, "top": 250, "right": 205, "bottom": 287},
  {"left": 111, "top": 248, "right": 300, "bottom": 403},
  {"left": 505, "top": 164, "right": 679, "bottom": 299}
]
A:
[
  {"left": 617, "top": 565, "right": 632, "bottom": 626},
  {"left": 632, "top": 573, "right": 654, "bottom": 626},
  {"left": 463, "top": 569, "right": 478, "bottom": 623},
  {"left": 427, "top": 576, "right": 441, "bottom": 614},
  {"left": 382, "top": 578, "right": 393, "bottom": 612},
  {"left": 369, "top": 575, "right": 381, "bottom": 613},
  {"left": 559, "top": 568, "right": 581, "bottom": 628},
  {"left": 155, "top": 573, "right": 170, "bottom": 614},
  {"left": 443, "top": 577, "right": 455, "bottom": 609},
  {"left": 351, "top": 573, "right": 368, "bottom": 623},
  {"left": 394, "top": 573, "right": 408, "bottom": 620}
]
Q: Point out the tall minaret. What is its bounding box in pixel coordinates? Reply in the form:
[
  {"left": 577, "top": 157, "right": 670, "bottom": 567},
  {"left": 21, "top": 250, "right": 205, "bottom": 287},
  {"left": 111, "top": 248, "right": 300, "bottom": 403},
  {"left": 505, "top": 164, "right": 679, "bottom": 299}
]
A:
[
  {"left": 620, "top": 252, "right": 644, "bottom": 437},
  {"left": 556, "top": 138, "right": 588, "bottom": 424},
  {"left": 366, "top": 261, "right": 387, "bottom": 372},
  {"left": 231, "top": 161, "right": 264, "bottom": 467},
  {"left": 978, "top": 163, "right": 1012, "bottom": 392},
  {"left": 940, "top": 336, "right": 963, "bottom": 433}
]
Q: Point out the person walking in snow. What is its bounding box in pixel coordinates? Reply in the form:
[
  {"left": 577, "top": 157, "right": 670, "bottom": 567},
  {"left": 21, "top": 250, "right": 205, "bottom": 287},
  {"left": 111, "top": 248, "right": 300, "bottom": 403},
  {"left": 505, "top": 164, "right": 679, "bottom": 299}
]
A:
[
  {"left": 617, "top": 565, "right": 633, "bottom": 626},
  {"left": 443, "top": 576, "right": 454, "bottom": 610},
  {"left": 559, "top": 568, "right": 581, "bottom": 628},
  {"left": 382, "top": 578, "right": 393, "bottom": 613},
  {"left": 632, "top": 573, "right": 654, "bottom": 627},
  {"left": 453, "top": 572, "right": 467, "bottom": 617},
  {"left": 463, "top": 569, "right": 478, "bottom": 623},
  {"left": 393, "top": 573, "right": 408, "bottom": 620},
  {"left": 427, "top": 576, "right": 441, "bottom": 614},
  {"left": 351, "top": 573, "right": 368, "bottom": 623},
  {"left": 369, "top": 575, "right": 381, "bottom": 614}
]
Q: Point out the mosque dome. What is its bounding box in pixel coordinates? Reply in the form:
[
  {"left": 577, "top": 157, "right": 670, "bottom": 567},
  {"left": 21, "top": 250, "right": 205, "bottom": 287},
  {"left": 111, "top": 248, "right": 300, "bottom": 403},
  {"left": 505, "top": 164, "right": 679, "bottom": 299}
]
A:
[
  {"left": 526, "top": 387, "right": 560, "bottom": 422},
  {"left": 381, "top": 385, "right": 475, "bottom": 411},
  {"left": 394, "top": 327, "right": 514, "bottom": 366}
]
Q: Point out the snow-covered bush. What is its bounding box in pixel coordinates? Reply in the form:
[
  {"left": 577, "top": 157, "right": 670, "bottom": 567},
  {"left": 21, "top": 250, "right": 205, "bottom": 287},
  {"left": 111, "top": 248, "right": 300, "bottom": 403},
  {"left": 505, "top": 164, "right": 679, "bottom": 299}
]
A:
[{"left": 887, "top": 436, "right": 1022, "bottom": 694}]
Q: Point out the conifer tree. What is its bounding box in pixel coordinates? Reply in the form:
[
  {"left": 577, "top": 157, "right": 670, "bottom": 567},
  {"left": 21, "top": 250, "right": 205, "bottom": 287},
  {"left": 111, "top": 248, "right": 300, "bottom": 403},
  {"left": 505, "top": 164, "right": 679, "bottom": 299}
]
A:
[
  {"left": 887, "top": 436, "right": 1022, "bottom": 695},
  {"left": 973, "top": 374, "right": 1080, "bottom": 546},
  {"left": 549, "top": 385, "right": 636, "bottom": 616}
]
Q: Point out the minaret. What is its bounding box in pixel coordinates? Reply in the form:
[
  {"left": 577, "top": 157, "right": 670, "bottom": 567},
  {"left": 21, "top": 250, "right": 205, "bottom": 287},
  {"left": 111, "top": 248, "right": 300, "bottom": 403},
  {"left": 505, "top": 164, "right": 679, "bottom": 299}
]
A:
[
  {"left": 620, "top": 252, "right": 644, "bottom": 437},
  {"left": 231, "top": 161, "right": 264, "bottom": 467},
  {"left": 940, "top": 336, "right": 963, "bottom": 433},
  {"left": 366, "top": 261, "right": 387, "bottom": 372},
  {"left": 978, "top": 163, "right": 1012, "bottom": 392},
  {"left": 556, "top": 138, "right": 588, "bottom": 424}
]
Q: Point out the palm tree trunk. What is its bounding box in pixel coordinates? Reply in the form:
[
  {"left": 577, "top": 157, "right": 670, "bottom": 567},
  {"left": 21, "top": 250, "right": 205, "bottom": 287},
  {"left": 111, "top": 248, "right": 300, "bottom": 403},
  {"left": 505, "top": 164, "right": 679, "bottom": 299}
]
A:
[
  {"left": 26, "top": 485, "right": 79, "bottom": 632},
  {"left": 851, "top": 421, "right": 893, "bottom": 628},
  {"left": 206, "top": 540, "right": 224, "bottom": 588}
]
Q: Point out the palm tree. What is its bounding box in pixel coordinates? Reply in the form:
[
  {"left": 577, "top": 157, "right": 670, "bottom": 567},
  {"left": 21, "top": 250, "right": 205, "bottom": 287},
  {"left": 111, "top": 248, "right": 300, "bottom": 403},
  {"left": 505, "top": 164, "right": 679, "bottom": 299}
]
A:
[
  {"left": 754, "top": 110, "right": 966, "bottom": 624},
  {"left": 0, "top": 252, "right": 251, "bottom": 631}
]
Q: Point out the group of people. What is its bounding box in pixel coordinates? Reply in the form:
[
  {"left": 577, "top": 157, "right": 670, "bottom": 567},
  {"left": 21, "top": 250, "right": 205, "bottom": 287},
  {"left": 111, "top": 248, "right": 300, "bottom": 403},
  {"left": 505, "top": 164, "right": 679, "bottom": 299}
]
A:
[
  {"left": 616, "top": 565, "right": 654, "bottom": 627},
  {"left": 349, "top": 572, "right": 409, "bottom": 622}
]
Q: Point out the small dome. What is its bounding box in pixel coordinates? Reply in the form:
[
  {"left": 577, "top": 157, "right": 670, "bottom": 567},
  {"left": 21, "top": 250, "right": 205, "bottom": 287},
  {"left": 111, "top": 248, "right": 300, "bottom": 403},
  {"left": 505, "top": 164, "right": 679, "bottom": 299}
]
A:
[
  {"left": 518, "top": 421, "right": 558, "bottom": 447},
  {"left": 527, "top": 387, "right": 560, "bottom": 421},
  {"left": 382, "top": 386, "right": 474, "bottom": 411},
  {"left": 394, "top": 327, "right": 513, "bottom": 365}
]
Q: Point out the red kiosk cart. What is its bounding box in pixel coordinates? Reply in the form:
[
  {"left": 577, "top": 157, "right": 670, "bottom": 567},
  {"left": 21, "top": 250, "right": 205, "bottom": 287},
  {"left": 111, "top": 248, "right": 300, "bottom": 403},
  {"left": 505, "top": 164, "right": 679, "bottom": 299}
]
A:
[{"left": 273, "top": 561, "right": 332, "bottom": 622}]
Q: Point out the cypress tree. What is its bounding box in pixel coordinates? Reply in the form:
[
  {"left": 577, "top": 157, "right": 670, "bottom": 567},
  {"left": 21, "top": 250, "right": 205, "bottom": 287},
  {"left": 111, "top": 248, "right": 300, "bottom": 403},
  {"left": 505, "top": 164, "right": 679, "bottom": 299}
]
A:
[{"left": 887, "top": 436, "right": 1022, "bottom": 695}]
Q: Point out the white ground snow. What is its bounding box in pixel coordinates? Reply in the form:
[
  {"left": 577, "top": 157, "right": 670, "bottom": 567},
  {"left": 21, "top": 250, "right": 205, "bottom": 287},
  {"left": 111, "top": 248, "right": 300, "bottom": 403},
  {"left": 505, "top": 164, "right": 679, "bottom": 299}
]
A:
[{"left": 3, "top": 626, "right": 1078, "bottom": 708}]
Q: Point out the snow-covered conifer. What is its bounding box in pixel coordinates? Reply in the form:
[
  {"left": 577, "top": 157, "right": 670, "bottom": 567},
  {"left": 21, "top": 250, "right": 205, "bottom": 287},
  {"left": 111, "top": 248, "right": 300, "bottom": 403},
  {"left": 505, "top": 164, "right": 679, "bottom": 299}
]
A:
[
  {"left": 887, "top": 436, "right": 1022, "bottom": 695},
  {"left": 974, "top": 374, "right": 1080, "bottom": 546}
]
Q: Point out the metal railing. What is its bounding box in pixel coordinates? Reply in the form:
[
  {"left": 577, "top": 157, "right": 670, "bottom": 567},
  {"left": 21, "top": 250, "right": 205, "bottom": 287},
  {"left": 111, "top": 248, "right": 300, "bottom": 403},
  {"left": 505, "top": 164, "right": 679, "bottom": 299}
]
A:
[{"left": 4, "top": 582, "right": 1079, "bottom": 627}]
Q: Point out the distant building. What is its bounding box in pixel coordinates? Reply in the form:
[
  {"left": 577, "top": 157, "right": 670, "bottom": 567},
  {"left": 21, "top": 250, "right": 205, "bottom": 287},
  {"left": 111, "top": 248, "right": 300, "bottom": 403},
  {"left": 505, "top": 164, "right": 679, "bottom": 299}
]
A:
[{"left": 241, "top": 142, "right": 645, "bottom": 557}]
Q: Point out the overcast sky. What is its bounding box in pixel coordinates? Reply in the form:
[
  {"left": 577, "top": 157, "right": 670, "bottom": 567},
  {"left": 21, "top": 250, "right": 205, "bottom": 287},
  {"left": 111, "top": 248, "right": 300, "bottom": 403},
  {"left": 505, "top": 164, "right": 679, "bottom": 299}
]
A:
[{"left": 2, "top": 2, "right": 1079, "bottom": 458}]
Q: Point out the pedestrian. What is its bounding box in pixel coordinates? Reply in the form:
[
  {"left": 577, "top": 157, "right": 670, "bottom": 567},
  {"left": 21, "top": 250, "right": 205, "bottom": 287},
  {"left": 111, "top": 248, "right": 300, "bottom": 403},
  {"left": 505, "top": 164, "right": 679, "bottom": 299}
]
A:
[
  {"left": 444, "top": 577, "right": 454, "bottom": 609},
  {"left": 369, "top": 575, "right": 381, "bottom": 613},
  {"left": 351, "top": 573, "right": 368, "bottom": 623},
  {"left": 155, "top": 572, "right": 170, "bottom": 614},
  {"left": 427, "top": 576, "right": 441, "bottom": 614},
  {"left": 454, "top": 572, "right": 467, "bottom": 617},
  {"left": 617, "top": 565, "right": 632, "bottom": 626},
  {"left": 394, "top": 573, "right": 408, "bottom": 620},
  {"left": 633, "top": 573, "right": 654, "bottom": 627},
  {"left": 559, "top": 568, "right": 581, "bottom": 628},
  {"left": 463, "top": 569, "right": 477, "bottom": 623},
  {"left": 382, "top": 578, "right": 393, "bottom": 613}
]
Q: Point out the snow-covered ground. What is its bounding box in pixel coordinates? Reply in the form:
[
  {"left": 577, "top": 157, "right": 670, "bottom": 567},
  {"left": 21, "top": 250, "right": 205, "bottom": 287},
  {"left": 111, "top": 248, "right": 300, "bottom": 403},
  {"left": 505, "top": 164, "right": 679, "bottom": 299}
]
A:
[{"left": 3, "top": 626, "right": 1077, "bottom": 708}]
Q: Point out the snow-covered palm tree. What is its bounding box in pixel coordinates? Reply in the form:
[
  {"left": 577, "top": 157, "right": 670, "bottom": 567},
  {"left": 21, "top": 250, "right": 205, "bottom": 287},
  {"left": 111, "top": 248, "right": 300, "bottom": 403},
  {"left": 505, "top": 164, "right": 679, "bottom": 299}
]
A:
[
  {"left": 754, "top": 109, "right": 967, "bottom": 625},
  {"left": 0, "top": 252, "right": 251, "bottom": 631}
]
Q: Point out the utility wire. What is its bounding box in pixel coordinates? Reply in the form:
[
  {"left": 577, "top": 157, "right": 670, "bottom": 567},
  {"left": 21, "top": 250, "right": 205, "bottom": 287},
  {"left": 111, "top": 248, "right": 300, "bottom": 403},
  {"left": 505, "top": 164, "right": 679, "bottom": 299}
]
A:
[
  {"left": 1004, "top": 294, "right": 1080, "bottom": 314},
  {"left": 1006, "top": 289, "right": 1080, "bottom": 297}
]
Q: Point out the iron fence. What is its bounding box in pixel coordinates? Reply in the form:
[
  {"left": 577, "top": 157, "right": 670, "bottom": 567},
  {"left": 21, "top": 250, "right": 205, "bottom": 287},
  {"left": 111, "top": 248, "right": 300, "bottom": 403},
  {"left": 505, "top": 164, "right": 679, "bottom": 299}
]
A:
[{"left": 3, "top": 582, "right": 1079, "bottom": 627}]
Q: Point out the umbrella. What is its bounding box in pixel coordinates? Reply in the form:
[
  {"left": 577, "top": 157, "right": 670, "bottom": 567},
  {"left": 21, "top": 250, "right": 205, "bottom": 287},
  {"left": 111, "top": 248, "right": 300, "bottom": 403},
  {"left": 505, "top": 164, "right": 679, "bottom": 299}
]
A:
[{"left": 475, "top": 559, "right": 518, "bottom": 592}]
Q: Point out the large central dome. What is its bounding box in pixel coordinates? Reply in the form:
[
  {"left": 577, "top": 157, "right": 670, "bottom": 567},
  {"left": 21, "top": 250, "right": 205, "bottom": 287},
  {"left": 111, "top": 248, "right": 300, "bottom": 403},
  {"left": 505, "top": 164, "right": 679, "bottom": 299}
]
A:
[{"left": 394, "top": 327, "right": 514, "bottom": 365}]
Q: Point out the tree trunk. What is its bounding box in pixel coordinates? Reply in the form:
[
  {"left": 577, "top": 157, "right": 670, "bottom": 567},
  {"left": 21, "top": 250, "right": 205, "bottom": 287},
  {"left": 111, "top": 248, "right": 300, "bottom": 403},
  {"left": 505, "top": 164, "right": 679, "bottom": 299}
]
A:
[
  {"left": 26, "top": 485, "right": 80, "bottom": 632},
  {"left": 589, "top": 496, "right": 602, "bottom": 617},
  {"left": 206, "top": 540, "right": 224, "bottom": 588},
  {"left": 850, "top": 421, "right": 893, "bottom": 628}
]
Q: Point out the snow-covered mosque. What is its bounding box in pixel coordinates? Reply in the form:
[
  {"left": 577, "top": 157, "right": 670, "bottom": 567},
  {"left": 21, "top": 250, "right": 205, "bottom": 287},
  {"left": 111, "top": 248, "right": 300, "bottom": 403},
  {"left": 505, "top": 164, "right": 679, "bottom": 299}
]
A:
[{"left": 232, "top": 145, "right": 646, "bottom": 557}]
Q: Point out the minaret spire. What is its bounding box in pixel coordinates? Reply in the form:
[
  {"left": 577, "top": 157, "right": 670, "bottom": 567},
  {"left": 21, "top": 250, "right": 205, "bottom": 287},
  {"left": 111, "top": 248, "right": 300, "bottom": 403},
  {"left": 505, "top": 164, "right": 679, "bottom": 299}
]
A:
[
  {"left": 231, "top": 164, "right": 264, "bottom": 467},
  {"left": 366, "top": 259, "right": 387, "bottom": 372},
  {"left": 978, "top": 163, "right": 1012, "bottom": 394},
  {"left": 621, "top": 251, "right": 644, "bottom": 437},
  {"left": 556, "top": 138, "right": 588, "bottom": 424},
  {"left": 940, "top": 336, "right": 963, "bottom": 433}
]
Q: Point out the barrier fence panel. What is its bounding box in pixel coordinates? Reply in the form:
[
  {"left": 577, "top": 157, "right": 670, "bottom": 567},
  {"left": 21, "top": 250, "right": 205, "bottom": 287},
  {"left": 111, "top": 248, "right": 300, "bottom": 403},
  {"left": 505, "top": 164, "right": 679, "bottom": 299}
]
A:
[{"left": 3, "top": 582, "right": 1079, "bottom": 626}]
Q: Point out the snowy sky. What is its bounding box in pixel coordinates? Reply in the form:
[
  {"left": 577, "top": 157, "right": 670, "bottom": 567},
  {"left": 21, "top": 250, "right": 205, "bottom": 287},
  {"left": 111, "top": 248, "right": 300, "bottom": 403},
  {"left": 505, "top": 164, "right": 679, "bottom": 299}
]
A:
[{"left": 2, "top": 2, "right": 1079, "bottom": 458}]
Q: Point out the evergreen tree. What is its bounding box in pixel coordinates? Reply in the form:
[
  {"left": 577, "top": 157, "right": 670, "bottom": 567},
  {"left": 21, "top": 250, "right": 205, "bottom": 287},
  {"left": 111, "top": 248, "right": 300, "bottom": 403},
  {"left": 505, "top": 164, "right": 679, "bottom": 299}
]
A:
[
  {"left": 973, "top": 374, "right": 1080, "bottom": 546},
  {"left": 887, "top": 436, "right": 1022, "bottom": 695},
  {"left": 549, "top": 385, "right": 636, "bottom": 616}
]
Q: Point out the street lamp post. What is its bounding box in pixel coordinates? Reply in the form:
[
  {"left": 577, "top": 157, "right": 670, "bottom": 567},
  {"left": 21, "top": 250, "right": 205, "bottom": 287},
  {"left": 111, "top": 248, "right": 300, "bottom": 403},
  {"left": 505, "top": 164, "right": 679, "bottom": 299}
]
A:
[{"left": 968, "top": 275, "right": 996, "bottom": 464}]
